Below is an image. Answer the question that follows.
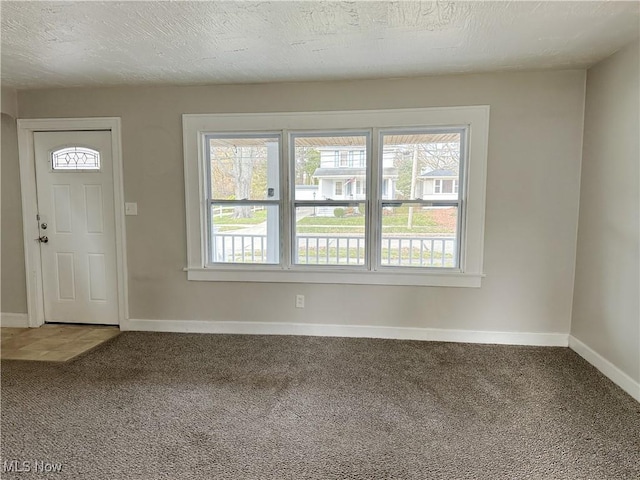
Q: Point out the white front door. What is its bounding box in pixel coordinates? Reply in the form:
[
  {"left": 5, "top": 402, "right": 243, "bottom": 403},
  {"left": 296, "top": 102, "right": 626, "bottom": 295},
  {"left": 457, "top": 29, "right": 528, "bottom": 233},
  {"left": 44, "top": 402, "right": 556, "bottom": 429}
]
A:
[{"left": 34, "top": 131, "right": 119, "bottom": 325}]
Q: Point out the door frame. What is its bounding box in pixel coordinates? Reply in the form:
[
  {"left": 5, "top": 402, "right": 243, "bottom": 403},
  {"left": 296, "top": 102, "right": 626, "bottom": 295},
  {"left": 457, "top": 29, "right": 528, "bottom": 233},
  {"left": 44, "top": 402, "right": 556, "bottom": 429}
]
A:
[{"left": 17, "top": 118, "right": 128, "bottom": 328}]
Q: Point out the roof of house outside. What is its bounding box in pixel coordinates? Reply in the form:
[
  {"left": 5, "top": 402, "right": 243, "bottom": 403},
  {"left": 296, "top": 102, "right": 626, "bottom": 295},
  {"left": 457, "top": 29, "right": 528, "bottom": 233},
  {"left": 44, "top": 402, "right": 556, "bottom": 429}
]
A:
[{"left": 419, "top": 169, "right": 457, "bottom": 178}]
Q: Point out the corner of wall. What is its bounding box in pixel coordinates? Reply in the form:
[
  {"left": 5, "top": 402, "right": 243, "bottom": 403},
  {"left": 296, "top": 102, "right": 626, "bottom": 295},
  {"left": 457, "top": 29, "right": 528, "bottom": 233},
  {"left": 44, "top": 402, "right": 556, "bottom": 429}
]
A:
[
  {"left": 1, "top": 87, "right": 18, "bottom": 118},
  {"left": 568, "top": 68, "right": 589, "bottom": 336}
]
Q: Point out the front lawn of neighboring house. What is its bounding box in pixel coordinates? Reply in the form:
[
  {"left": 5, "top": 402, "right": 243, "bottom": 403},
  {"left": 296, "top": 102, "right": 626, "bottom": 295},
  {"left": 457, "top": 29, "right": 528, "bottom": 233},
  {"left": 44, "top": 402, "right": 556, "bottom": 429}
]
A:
[
  {"left": 213, "top": 206, "right": 457, "bottom": 235},
  {"left": 297, "top": 206, "right": 457, "bottom": 234},
  {"left": 213, "top": 207, "right": 267, "bottom": 231}
]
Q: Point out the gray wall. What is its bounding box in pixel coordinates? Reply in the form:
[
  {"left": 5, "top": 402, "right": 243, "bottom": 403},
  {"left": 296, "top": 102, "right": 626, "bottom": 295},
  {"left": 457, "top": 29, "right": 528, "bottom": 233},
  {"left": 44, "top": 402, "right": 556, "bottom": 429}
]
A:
[
  {"left": 1, "top": 109, "right": 28, "bottom": 313},
  {"left": 571, "top": 42, "right": 640, "bottom": 382},
  {"left": 7, "top": 70, "right": 586, "bottom": 335}
]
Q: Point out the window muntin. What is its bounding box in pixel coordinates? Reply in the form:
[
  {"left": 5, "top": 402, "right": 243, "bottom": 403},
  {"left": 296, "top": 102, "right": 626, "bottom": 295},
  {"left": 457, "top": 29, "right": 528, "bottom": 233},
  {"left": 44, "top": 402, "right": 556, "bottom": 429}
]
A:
[
  {"left": 292, "top": 133, "right": 369, "bottom": 267},
  {"left": 51, "top": 146, "right": 100, "bottom": 171},
  {"left": 379, "top": 130, "right": 463, "bottom": 268},
  {"left": 206, "top": 134, "right": 281, "bottom": 265}
]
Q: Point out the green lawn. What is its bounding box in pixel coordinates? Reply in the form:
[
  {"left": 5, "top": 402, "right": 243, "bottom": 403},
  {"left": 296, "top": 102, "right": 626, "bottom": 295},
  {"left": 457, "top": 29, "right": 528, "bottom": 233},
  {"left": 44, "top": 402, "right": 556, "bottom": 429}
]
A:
[
  {"left": 212, "top": 209, "right": 267, "bottom": 224},
  {"left": 215, "top": 206, "right": 456, "bottom": 235},
  {"left": 298, "top": 215, "right": 365, "bottom": 226},
  {"left": 297, "top": 208, "right": 454, "bottom": 234}
]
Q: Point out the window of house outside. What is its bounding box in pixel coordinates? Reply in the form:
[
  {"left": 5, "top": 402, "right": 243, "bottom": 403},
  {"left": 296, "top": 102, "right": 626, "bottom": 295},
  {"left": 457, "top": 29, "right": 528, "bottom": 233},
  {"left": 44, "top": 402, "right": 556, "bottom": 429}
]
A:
[{"left": 183, "top": 107, "right": 489, "bottom": 287}]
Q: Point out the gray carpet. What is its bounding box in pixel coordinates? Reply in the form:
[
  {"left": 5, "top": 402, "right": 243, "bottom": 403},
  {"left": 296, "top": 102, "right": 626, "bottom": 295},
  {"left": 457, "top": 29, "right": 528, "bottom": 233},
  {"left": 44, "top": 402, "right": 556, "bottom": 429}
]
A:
[{"left": 2, "top": 333, "right": 639, "bottom": 479}]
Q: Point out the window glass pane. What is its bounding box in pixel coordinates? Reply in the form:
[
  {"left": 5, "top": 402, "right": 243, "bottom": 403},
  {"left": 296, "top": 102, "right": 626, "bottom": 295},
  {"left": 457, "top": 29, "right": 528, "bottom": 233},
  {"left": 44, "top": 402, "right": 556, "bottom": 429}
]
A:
[
  {"left": 382, "top": 132, "right": 461, "bottom": 200},
  {"left": 381, "top": 204, "right": 458, "bottom": 268},
  {"left": 294, "top": 204, "right": 365, "bottom": 265},
  {"left": 210, "top": 204, "right": 279, "bottom": 264},
  {"left": 208, "top": 136, "right": 279, "bottom": 201},
  {"left": 293, "top": 135, "right": 367, "bottom": 200},
  {"left": 51, "top": 147, "right": 100, "bottom": 171}
]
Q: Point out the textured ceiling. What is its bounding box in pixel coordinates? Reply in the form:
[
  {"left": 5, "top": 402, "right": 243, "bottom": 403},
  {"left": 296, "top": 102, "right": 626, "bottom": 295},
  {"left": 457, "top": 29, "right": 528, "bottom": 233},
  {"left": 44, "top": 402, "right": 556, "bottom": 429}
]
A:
[{"left": 1, "top": 1, "right": 639, "bottom": 90}]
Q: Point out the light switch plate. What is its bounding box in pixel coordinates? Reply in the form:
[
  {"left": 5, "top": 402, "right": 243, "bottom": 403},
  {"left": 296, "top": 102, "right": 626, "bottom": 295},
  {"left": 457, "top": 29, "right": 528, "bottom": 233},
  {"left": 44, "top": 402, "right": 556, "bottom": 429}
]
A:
[{"left": 125, "top": 202, "right": 138, "bottom": 216}]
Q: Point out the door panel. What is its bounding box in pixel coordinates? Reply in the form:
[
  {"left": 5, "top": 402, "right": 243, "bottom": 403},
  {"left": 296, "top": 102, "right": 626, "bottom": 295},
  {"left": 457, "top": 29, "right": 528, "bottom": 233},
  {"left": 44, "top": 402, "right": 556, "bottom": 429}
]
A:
[
  {"left": 87, "top": 254, "right": 107, "bottom": 301},
  {"left": 34, "top": 131, "right": 118, "bottom": 325},
  {"left": 84, "top": 185, "right": 104, "bottom": 233},
  {"left": 56, "top": 253, "right": 76, "bottom": 300},
  {"left": 53, "top": 185, "right": 72, "bottom": 233}
]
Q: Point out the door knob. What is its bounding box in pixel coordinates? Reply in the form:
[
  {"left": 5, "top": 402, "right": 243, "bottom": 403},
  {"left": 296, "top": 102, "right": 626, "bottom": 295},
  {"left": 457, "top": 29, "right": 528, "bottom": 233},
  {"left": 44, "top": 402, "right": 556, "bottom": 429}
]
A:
[
  {"left": 40, "top": 223, "right": 48, "bottom": 230},
  {"left": 38, "top": 236, "right": 48, "bottom": 244}
]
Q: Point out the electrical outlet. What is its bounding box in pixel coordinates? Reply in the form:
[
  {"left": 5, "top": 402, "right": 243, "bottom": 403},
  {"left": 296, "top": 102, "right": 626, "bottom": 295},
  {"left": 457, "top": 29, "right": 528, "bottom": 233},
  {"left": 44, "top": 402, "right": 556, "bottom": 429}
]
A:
[{"left": 295, "top": 294, "right": 305, "bottom": 308}]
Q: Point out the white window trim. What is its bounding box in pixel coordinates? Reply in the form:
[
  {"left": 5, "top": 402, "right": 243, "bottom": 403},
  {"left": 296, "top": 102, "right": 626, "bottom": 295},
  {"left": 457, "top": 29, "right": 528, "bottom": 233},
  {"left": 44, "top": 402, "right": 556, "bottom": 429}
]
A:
[{"left": 183, "top": 106, "right": 489, "bottom": 287}]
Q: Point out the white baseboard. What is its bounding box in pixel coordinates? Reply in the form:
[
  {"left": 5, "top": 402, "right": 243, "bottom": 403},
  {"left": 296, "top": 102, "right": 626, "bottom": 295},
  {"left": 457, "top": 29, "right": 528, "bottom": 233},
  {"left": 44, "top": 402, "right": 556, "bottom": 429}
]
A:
[
  {"left": 569, "top": 336, "right": 640, "bottom": 402},
  {"left": 123, "top": 318, "right": 569, "bottom": 347},
  {"left": 0, "top": 312, "right": 29, "bottom": 328}
]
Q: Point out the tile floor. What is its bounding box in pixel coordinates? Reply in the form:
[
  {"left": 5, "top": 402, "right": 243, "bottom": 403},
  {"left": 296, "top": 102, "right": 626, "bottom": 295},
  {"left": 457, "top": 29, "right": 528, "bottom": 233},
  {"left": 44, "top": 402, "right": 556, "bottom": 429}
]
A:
[{"left": 1, "top": 324, "right": 120, "bottom": 362}]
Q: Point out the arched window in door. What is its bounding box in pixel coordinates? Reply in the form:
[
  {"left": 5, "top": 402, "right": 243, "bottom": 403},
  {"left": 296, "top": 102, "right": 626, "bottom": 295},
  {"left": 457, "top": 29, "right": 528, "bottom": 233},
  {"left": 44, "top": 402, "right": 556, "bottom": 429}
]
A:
[{"left": 51, "top": 147, "right": 100, "bottom": 171}]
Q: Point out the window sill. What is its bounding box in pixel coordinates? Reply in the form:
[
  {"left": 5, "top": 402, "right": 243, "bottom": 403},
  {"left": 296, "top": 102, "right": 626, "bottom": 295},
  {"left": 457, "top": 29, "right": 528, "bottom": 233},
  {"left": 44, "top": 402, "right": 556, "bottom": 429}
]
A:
[{"left": 185, "top": 267, "right": 483, "bottom": 287}]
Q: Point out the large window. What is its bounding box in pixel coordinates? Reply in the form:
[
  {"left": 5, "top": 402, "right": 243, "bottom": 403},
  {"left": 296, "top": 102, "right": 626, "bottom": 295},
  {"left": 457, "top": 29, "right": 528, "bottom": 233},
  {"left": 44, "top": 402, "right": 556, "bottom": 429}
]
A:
[{"left": 183, "top": 107, "right": 489, "bottom": 286}]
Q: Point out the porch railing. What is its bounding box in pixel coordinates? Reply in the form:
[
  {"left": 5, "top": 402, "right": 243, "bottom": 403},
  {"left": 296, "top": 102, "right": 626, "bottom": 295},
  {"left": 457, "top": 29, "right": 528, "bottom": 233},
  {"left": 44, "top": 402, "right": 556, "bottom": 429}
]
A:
[
  {"left": 212, "top": 234, "right": 268, "bottom": 263},
  {"left": 212, "top": 233, "right": 456, "bottom": 267}
]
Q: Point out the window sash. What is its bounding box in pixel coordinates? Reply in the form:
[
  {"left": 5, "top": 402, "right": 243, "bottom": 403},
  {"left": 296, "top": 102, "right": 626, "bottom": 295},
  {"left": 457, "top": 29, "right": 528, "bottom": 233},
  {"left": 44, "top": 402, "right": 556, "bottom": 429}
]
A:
[
  {"left": 205, "top": 132, "right": 282, "bottom": 202},
  {"left": 376, "top": 199, "right": 461, "bottom": 269},
  {"left": 292, "top": 202, "right": 368, "bottom": 267},
  {"left": 206, "top": 200, "right": 281, "bottom": 265}
]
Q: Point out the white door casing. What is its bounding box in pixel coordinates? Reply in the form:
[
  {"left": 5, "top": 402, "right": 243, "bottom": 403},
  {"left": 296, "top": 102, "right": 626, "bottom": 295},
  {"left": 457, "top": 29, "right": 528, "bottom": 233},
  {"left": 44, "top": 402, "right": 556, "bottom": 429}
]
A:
[
  {"left": 17, "top": 118, "right": 128, "bottom": 328},
  {"left": 34, "top": 131, "right": 118, "bottom": 324}
]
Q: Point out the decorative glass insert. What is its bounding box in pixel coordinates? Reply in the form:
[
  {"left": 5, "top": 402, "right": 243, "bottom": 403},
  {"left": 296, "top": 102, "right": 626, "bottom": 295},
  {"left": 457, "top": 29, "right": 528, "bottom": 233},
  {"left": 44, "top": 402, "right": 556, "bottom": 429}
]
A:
[{"left": 51, "top": 147, "right": 100, "bottom": 171}]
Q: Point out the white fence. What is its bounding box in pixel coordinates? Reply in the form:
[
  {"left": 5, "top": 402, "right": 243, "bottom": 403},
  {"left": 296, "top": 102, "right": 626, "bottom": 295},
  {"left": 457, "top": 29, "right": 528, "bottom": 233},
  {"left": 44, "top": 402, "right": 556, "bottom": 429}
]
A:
[{"left": 213, "top": 233, "right": 456, "bottom": 267}]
